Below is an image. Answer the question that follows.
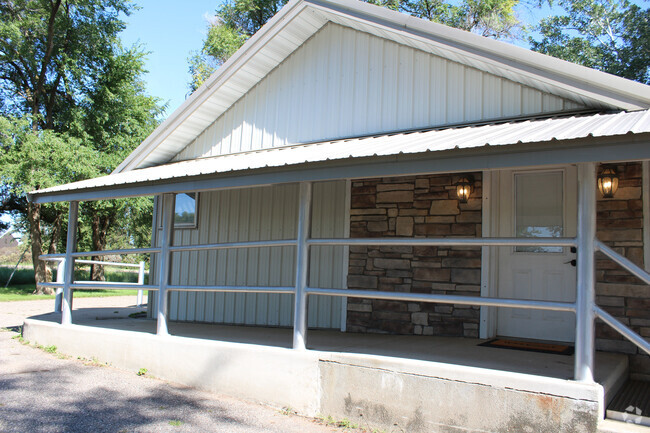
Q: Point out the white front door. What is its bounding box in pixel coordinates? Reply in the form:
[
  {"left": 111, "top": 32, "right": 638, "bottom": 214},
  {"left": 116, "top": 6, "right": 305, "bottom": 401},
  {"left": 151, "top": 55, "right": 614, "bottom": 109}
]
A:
[{"left": 496, "top": 168, "right": 577, "bottom": 343}]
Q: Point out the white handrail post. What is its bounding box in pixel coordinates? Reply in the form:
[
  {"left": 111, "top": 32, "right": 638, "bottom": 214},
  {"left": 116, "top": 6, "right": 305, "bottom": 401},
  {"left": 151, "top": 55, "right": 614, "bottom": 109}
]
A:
[
  {"left": 136, "top": 261, "right": 145, "bottom": 306},
  {"left": 157, "top": 193, "right": 175, "bottom": 336},
  {"left": 54, "top": 258, "right": 65, "bottom": 312},
  {"left": 293, "top": 182, "right": 312, "bottom": 350},
  {"left": 62, "top": 201, "right": 79, "bottom": 325},
  {"left": 575, "top": 162, "right": 596, "bottom": 382}
]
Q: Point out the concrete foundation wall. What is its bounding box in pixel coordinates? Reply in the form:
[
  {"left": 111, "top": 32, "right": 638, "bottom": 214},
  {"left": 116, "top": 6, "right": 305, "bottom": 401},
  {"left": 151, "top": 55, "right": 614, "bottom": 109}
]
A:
[
  {"left": 22, "top": 320, "right": 321, "bottom": 415},
  {"left": 320, "top": 356, "right": 601, "bottom": 433},
  {"left": 23, "top": 320, "right": 604, "bottom": 433}
]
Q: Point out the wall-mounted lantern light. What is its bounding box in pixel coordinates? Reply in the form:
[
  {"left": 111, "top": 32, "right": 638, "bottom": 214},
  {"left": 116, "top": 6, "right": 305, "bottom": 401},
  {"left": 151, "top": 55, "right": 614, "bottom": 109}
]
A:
[
  {"left": 597, "top": 166, "right": 619, "bottom": 198},
  {"left": 456, "top": 176, "right": 473, "bottom": 203}
]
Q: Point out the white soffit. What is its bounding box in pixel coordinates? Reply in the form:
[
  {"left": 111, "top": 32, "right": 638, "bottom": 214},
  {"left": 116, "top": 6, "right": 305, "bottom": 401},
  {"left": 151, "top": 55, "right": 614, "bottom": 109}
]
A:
[
  {"left": 31, "top": 110, "right": 650, "bottom": 200},
  {"left": 115, "top": 0, "right": 650, "bottom": 173}
]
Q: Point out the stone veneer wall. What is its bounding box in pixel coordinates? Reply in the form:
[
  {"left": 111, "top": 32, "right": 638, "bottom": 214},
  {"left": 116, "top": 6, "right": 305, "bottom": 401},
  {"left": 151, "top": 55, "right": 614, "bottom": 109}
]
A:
[
  {"left": 595, "top": 162, "right": 650, "bottom": 375},
  {"left": 347, "top": 173, "right": 482, "bottom": 337}
]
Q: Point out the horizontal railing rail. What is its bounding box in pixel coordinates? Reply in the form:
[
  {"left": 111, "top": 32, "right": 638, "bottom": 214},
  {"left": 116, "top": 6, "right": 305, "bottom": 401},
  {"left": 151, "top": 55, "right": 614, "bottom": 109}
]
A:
[
  {"left": 75, "top": 259, "right": 142, "bottom": 268},
  {"left": 307, "top": 287, "right": 576, "bottom": 312},
  {"left": 39, "top": 282, "right": 158, "bottom": 290},
  {"left": 168, "top": 239, "right": 297, "bottom": 252},
  {"left": 167, "top": 285, "right": 294, "bottom": 294},
  {"left": 308, "top": 237, "right": 577, "bottom": 247},
  {"left": 70, "top": 247, "right": 161, "bottom": 257}
]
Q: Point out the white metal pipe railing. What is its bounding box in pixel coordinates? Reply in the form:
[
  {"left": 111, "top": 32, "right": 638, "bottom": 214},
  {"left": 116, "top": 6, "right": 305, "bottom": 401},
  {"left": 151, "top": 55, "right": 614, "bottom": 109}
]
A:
[
  {"left": 308, "top": 237, "right": 576, "bottom": 247},
  {"left": 168, "top": 239, "right": 297, "bottom": 252},
  {"left": 307, "top": 288, "right": 576, "bottom": 312},
  {"left": 70, "top": 247, "right": 161, "bottom": 257},
  {"left": 595, "top": 306, "right": 650, "bottom": 356},
  {"left": 75, "top": 259, "right": 143, "bottom": 268},
  {"left": 168, "top": 285, "right": 294, "bottom": 294},
  {"left": 40, "top": 255, "right": 148, "bottom": 308},
  {"left": 39, "top": 282, "right": 158, "bottom": 290}
]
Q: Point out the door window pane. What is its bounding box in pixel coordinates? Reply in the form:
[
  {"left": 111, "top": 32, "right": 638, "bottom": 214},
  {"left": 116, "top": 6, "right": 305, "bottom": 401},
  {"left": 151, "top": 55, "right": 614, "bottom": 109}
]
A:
[{"left": 515, "top": 172, "right": 563, "bottom": 253}]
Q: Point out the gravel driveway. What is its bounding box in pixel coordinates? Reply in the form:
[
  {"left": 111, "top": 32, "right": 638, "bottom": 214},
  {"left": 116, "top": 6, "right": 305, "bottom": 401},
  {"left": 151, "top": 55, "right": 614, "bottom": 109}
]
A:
[{"left": 0, "top": 298, "right": 344, "bottom": 433}]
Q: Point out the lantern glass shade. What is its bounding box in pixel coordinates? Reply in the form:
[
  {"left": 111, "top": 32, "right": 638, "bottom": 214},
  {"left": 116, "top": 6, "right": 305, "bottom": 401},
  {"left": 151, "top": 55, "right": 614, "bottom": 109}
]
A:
[
  {"left": 456, "top": 177, "right": 472, "bottom": 203},
  {"left": 597, "top": 167, "right": 619, "bottom": 198}
]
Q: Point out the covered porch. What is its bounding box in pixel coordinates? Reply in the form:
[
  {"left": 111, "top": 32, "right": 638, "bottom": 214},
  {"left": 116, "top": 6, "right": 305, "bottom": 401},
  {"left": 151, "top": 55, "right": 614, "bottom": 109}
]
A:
[{"left": 27, "top": 110, "right": 650, "bottom": 431}]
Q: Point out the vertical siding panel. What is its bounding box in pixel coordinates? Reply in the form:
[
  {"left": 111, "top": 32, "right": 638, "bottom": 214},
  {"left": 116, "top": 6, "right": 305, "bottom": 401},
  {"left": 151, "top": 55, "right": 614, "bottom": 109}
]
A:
[
  {"left": 244, "top": 188, "right": 261, "bottom": 324},
  {"left": 204, "top": 193, "right": 217, "bottom": 322},
  {"left": 256, "top": 186, "right": 273, "bottom": 325},
  {"left": 353, "top": 31, "right": 370, "bottom": 135},
  {"left": 413, "top": 50, "right": 429, "bottom": 127},
  {"left": 327, "top": 26, "right": 342, "bottom": 140},
  {"left": 280, "top": 184, "right": 298, "bottom": 326},
  {"left": 430, "top": 56, "right": 446, "bottom": 125},
  {"left": 214, "top": 191, "right": 228, "bottom": 322},
  {"left": 381, "top": 40, "right": 398, "bottom": 131},
  {"left": 522, "top": 87, "right": 543, "bottom": 115},
  {"left": 397, "top": 46, "right": 414, "bottom": 129},
  {"left": 447, "top": 62, "right": 465, "bottom": 123},
  {"left": 366, "top": 33, "right": 383, "bottom": 132},
  {"left": 464, "top": 67, "right": 483, "bottom": 121},
  {"left": 482, "top": 74, "right": 502, "bottom": 119},
  {"left": 223, "top": 189, "right": 238, "bottom": 323},
  {"left": 267, "top": 186, "right": 284, "bottom": 326},
  {"left": 339, "top": 27, "right": 355, "bottom": 137},
  {"left": 543, "top": 94, "right": 564, "bottom": 112},
  {"left": 501, "top": 80, "right": 522, "bottom": 117}
]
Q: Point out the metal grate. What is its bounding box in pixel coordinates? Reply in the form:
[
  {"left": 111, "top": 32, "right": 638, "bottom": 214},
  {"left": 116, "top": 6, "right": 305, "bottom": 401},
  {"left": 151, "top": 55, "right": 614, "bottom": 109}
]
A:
[{"left": 607, "top": 380, "right": 650, "bottom": 426}]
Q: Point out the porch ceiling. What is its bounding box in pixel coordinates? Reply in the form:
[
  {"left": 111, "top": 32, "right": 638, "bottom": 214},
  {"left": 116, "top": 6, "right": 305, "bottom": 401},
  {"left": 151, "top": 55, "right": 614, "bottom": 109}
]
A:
[{"left": 29, "top": 110, "right": 650, "bottom": 203}]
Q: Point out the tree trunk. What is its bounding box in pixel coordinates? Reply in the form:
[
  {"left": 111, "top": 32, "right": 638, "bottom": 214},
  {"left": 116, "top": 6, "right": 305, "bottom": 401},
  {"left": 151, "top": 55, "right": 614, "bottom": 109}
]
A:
[
  {"left": 48, "top": 210, "right": 63, "bottom": 255},
  {"left": 90, "top": 214, "right": 109, "bottom": 281},
  {"left": 29, "top": 202, "right": 53, "bottom": 295}
]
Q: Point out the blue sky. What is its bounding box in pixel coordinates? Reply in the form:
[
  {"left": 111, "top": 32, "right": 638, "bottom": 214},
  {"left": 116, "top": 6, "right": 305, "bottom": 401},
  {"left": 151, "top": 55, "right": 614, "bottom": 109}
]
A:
[{"left": 120, "top": 0, "right": 221, "bottom": 115}]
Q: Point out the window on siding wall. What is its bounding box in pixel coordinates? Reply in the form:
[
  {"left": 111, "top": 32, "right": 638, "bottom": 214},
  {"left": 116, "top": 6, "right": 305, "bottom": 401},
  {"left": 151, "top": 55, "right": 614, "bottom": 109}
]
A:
[{"left": 173, "top": 193, "right": 198, "bottom": 228}]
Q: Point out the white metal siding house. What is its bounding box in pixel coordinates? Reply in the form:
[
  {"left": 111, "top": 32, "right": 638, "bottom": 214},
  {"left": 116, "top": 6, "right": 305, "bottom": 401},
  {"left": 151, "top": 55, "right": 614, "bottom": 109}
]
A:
[{"left": 26, "top": 0, "right": 650, "bottom": 431}]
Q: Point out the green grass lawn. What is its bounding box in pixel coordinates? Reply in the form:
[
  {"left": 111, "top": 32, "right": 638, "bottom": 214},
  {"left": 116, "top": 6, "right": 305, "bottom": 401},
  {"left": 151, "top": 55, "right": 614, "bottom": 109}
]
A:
[{"left": 0, "top": 283, "right": 145, "bottom": 302}]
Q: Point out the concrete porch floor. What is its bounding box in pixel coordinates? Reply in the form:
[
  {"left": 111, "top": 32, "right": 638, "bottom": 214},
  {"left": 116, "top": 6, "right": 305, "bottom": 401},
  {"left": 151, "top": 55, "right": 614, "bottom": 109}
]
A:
[
  {"left": 22, "top": 300, "right": 628, "bottom": 432},
  {"left": 28, "top": 301, "right": 626, "bottom": 385}
]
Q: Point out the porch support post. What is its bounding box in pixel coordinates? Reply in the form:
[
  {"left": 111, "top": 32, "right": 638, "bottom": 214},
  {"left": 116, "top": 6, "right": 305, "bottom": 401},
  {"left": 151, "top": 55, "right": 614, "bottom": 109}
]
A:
[
  {"left": 575, "top": 162, "right": 597, "bottom": 382},
  {"left": 61, "top": 201, "right": 79, "bottom": 325},
  {"left": 156, "top": 193, "right": 175, "bottom": 336},
  {"left": 293, "top": 182, "right": 312, "bottom": 350}
]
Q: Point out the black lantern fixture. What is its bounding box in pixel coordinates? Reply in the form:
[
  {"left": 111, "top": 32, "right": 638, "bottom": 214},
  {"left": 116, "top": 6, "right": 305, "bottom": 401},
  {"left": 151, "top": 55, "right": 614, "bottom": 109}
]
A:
[
  {"left": 597, "top": 166, "right": 619, "bottom": 198},
  {"left": 456, "top": 176, "right": 473, "bottom": 203}
]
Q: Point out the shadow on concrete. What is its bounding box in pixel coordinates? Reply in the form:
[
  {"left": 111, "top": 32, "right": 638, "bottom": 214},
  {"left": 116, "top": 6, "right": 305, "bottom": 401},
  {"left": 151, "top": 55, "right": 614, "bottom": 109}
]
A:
[{"left": 0, "top": 363, "right": 251, "bottom": 433}]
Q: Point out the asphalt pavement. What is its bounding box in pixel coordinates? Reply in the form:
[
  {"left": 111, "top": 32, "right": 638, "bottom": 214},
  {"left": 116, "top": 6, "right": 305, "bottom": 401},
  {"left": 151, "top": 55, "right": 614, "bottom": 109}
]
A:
[{"left": 0, "top": 297, "right": 344, "bottom": 433}]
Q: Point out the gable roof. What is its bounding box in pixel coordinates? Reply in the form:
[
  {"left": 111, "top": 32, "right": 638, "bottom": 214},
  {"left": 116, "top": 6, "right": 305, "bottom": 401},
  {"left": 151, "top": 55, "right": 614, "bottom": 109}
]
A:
[{"left": 116, "top": 0, "right": 650, "bottom": 173}]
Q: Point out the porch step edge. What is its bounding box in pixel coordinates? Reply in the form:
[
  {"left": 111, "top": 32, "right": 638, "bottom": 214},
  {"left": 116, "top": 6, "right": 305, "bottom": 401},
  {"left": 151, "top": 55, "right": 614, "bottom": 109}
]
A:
[{"left": 599, "top": 419, "right": 650, "bottom": 433}]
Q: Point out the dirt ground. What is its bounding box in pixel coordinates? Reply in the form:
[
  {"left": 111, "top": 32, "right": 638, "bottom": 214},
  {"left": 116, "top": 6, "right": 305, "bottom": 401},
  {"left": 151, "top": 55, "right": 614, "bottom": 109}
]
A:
[{"left": 0, "top": 297, "right": 353, "bottom": 433}]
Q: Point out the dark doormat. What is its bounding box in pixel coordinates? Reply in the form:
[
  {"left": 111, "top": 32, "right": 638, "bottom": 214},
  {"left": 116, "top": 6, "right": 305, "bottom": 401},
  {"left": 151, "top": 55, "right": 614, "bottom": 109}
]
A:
[{"left": 478, "top": 338, "right": 574, "bottom": 355}]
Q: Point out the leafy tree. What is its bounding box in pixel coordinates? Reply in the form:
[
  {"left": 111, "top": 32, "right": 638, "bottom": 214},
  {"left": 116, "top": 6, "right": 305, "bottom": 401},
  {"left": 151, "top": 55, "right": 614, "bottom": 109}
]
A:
[
  {"left": 189, "top": 0, "right": 522, "bottom": 90},
  {"left": 0, "top": 0, "right": 161, "bottom": 289},
  {"left": 400, "top": 0, "right": 520, "bottom": 38},
  {"left": 70, "top": 46, "right": 162, "bottom": 280},
  {"left": 530, "top": 0, "right": 650, "bottom": 84},
  {"left": 0, "top": 116, "right": 97, "bottom": 286}
]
